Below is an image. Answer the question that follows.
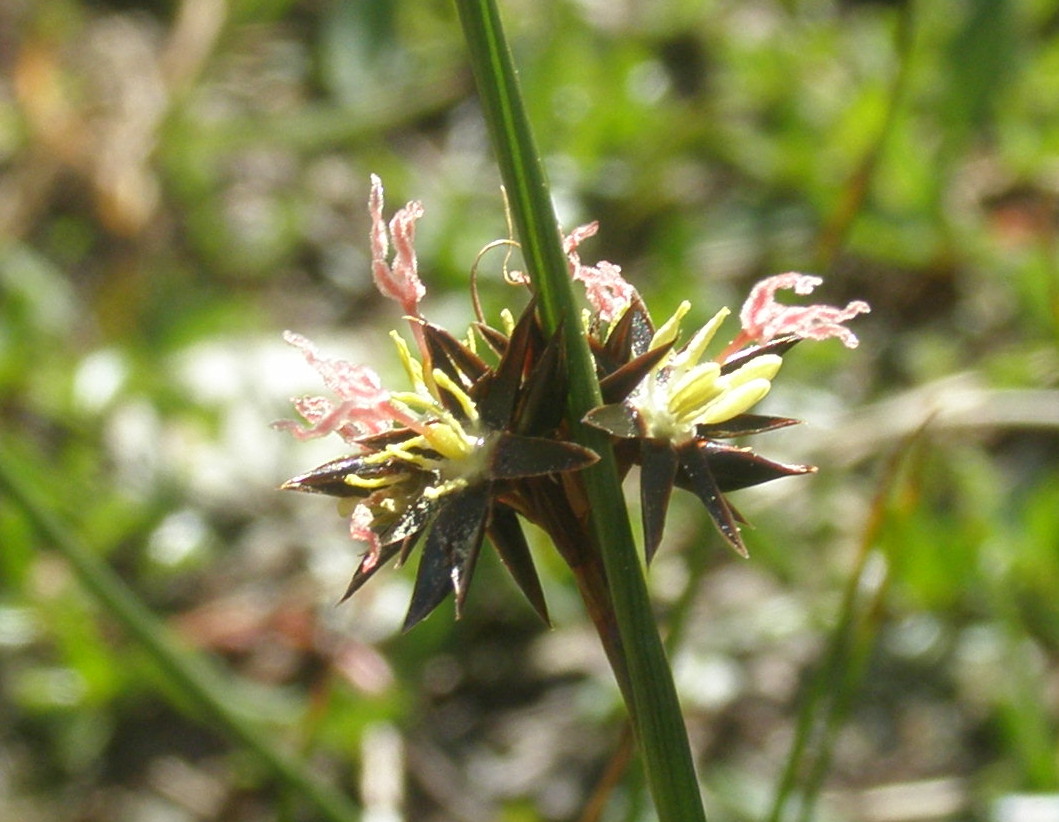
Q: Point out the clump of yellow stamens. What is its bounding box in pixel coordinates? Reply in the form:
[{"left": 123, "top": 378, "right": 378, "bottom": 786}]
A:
[{"left": 634, "top": 304, "right": 783, "bottom": 443}]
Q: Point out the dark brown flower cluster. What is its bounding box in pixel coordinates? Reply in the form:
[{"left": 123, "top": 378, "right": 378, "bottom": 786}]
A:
[{"left": 276, "top": 177, "right": 870, "bottom": 629}]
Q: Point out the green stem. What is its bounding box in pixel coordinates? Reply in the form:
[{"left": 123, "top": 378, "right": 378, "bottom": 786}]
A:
[
  {"left": 451, "top": 1, "right": 707, "bottom": 819},
  {"left": 0, "top": 438, "right": 361, "bottom": 822}
]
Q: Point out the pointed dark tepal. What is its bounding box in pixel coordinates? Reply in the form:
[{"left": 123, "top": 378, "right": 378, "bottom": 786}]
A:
[
  {"left": 693, "top": 440, "right": 815, "bottom": 494},
  {"left": 678, "top": 441, "right": 749, "bottom": 557},
  {"left": 719, "top": 335, "right": 800, "bottom": 374},
  {"left": 488, "top": 504, "right": 550, "bottom": 624},
  {"left": 281, "top": 455, "right": 402, "bottom": 498},
  {"left": 490, "top": 433, "right": 598, "bottom": 479},
  {"left": 695, "top": 414, "right": 801, "bottom": 440},
  {"left": 421, "top": 321, "right": 490, "bottom": 385},
  {"left": 598, "top": 341, "right": 672, "bottom": 406},
  {"left": 640, "top": 439, "right": 679, "bottom": 564},
  {"left": 340, "top": 541, "right": 403, "bottom": 603},
  {"left": 402, "top": 484, "right": 491, "bottom": 631},
  {"left": 475, "top": 300, "right": 539, "bottom": 430}
]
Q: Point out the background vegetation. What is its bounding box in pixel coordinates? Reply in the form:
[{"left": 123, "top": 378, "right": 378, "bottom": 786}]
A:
[{"left": 2, "top": 0, "right": 1058, "bottom": 820}]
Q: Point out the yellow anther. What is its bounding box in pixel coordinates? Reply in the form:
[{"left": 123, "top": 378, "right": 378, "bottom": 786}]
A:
[
  {"left": 667, "top": 362, "right": 723, "bottom": 419},
  {"left": 343, "top": 473, "right": 404, "bottom": 490},
  {"left": 675, "top": 307, "right": 730, "bottom": 371},
  {"left": 420, "top": 421, "right": 474, "bottom": 461},
  {"left": 432, "top": 368, "right": 479, "bottom": 421},
  {"left": 650, "top": 301, "right": 691, "bottom": 351},
  {"left": 423, "top": 477, "right": 469, "bottom": 499},
  {"left": 500, "top": 308, "right": 515, "bottom": 336},
  {"left": 696, "top": 378, "right": 773, "bottom": 425},
  {"left": 390, "top": 331, "right": 425, "bottom": 391},
  {"left": 718, "top": 354, "right": 783, "bottom": 391}
]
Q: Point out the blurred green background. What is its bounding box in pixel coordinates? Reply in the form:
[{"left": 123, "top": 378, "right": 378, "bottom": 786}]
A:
[{"left": 2, "top": 0, "right": 1058, "bottom": 820}]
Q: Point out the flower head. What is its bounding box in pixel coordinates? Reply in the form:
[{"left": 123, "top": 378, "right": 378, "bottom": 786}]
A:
[
  {"left": 586, "top": 273, "right": 868, "bottom": 560},
  {"left": 278, "top": 223, "right": 598, "bottom": 627},
  {"left": 278, "top": 178, "right": 869, "bottom": 620}
]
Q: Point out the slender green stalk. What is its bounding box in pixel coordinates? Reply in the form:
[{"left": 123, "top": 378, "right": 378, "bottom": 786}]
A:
[
  {"left": 450, "top": 1, "right": 707, "bottom": 819},
  {"left": 0, "top": 438, "right": 361, "bottom": 822}
]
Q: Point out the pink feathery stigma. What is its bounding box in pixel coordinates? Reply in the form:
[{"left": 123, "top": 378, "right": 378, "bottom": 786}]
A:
[
  {"left": 274, "top": 396, "right": 363, "bottom": 442},
  {"left": 564, "top": 222, "right": 638, "bottom": 323},
  {"left": 369, "top": 174, "right": 426, "bottom": 317},
  {"left": 563, "top": 221, "right": 600, "bottom": 254},
  {"left": 574, "top": 260, "right": 638, "bottom": 324},
  {"left": 739, "top": 272, "right": 871, "bottom": 348},
  {"left": 350, "top": 503, "right": 382, "bottom": 569},
  {"left": 275, "top": 331, "right": 397, "bottom": 440}
]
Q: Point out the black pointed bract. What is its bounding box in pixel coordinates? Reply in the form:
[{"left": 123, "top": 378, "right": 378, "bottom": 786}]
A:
[
  {"left": 640, "top": 439, "right": 679, "bottom": 564},
  {"left": 487, "top": 503, "right": 550, "bottom": 624},
  {"left": 678, "top": 440, "right": 749, "bottom": 557},
  {"left": 598, "top": 341, "right": 673, "bottom": 405},
  {"left": 403, "top": 483, "right": 491, "bottom": 630},
  {"left": 422, "top": 321, "right": 490, "bottom": 385}
]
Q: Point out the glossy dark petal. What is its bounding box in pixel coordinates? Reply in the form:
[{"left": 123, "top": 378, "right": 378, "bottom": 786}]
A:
[
  {"left": 434, "top": 379, "right": 475, "bottom": 419},
  {"left": 695, "top": 414, "right": 802, "bottom": 439},
  {"left": 281, "top": 455, "right": 408, "bottom": 498},
  {"left": 513, "top": 325, "right": 567, "bottom": 437},
  {"left": 678, "top": 441, "right": 748, "bottom": 557},
  {"left": 582, "top": 402, "right": 643, "bottom": 439},
  {"left": 356, "top": 428, "right": 419, "bottom": 449},
  {"left": 640, "top": 439, "right": 679, "bottom": 564},
  {"left": 720, "top": 335, "right": 800, "bottom": 374},
  {"left": 694, "top": 440, "right": 816, "bottom": 492},
  {"left": 473, "top": 321, "right": 511, "bottom": 357},
  {"left": 598, "top": 341, "right": 673, "bottom": 405},
  {"left": 403, "top": 484, "right": 491, "bottom": 630},
  {"left": 339, "top": 541, "right": 403, "bottom": 603},
  {"left": 488, "top": 504, "right": 549, "bottom": 624},
  {"left": 422, "top": 321, "right": 489, "bottom": 385},
  {"left": 475, "top": 298, "right": 537, "bottom": 429},
  {"left": 609, "top": 296, "right": 655, "bottom": 360},
  {"left": 489, "top": 432, "right": 598, "bottom": 478},
  {"left": 375, "top": 492, "right": 440, "bottom": 554}
]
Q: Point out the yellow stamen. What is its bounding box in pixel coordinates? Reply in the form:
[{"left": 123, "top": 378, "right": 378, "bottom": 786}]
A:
[
  {"left": 432, "top": 368, "right": 479, "bottom": 420},
  {"left": 675, "top": 308, "right": 730, "bottom": 371},
  {"left": 343, "top": 473, "right": 405, "bottom": 490},
  {"left": 650, "top": 300, "right": 691, "bottom": 351},
  {"left": 390, "top": 331, "right": 426, "bottom": 392},
  {"left": 500, "top": 308, "right": 516, "bottom": 337},
  {"left": 718, "top": 354, "right": 783, "bottom": 390},
  {"left": 667, "top": 362, "right": 723, "bottom": 419},
  {"left": 423, "top": 477, "right": 469, "bottom": 499},
  {"left": 695, "top": 378, "right": 773, "bottom": 425}
]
